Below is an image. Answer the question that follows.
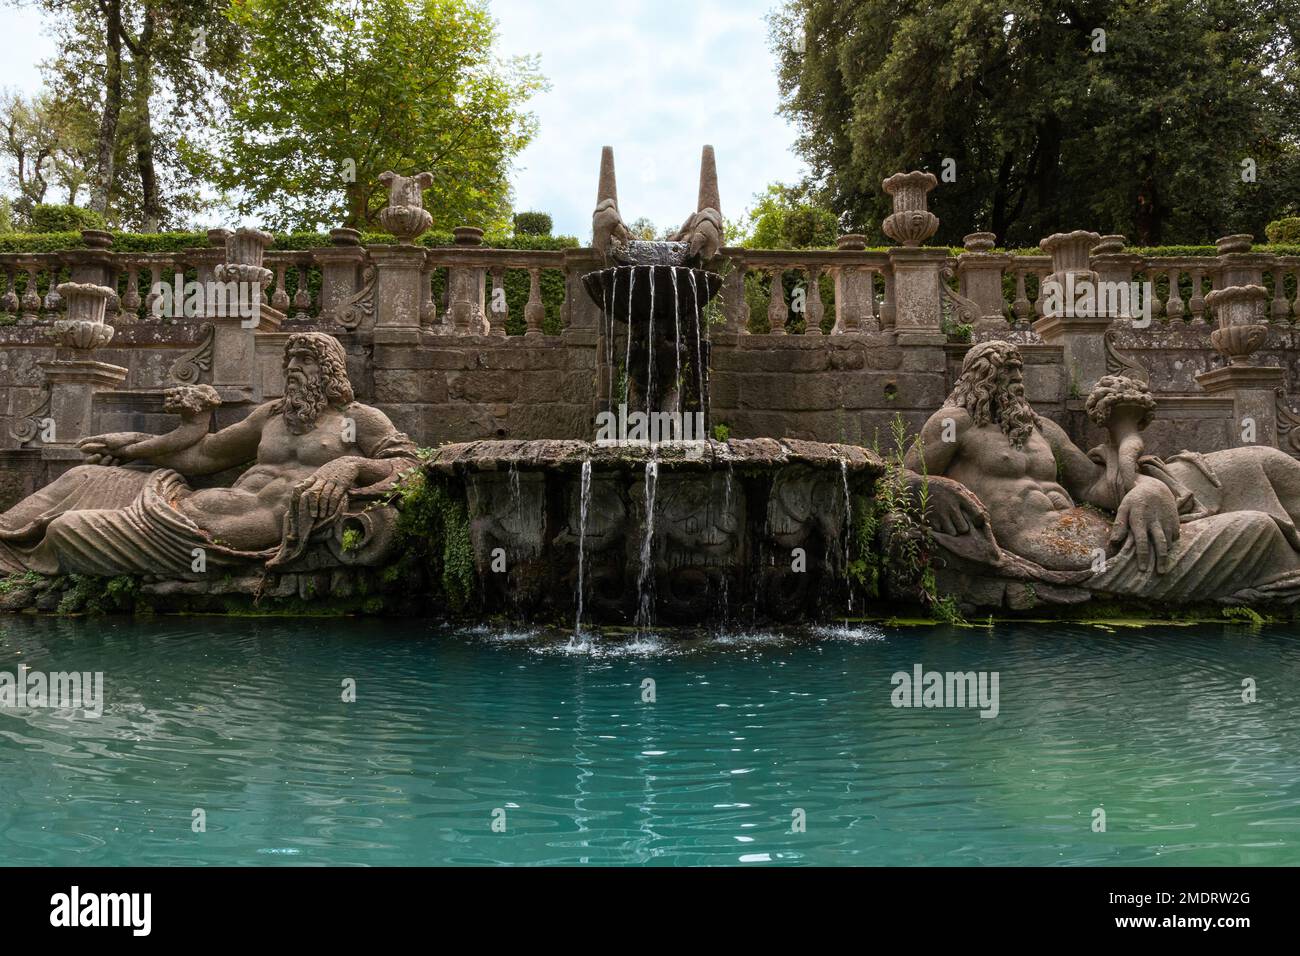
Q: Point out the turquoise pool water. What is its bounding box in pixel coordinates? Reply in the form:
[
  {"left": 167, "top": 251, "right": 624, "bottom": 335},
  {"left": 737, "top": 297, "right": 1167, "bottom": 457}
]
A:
[{"left": 0, "top": 616, "right": 1296, "bottom": 866}]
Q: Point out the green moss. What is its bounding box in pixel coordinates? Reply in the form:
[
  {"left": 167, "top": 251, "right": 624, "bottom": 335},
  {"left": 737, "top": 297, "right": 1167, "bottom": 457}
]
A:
[
  {"left": 391, "top": 469, "right": 477, "bottom": 612},
  {"left": 712, "top": 423, "right": 731, "bottom": 442}
]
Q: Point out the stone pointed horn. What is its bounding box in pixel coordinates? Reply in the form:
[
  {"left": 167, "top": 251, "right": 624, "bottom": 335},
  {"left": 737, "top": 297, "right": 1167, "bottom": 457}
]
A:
[
  {"left": 697, "top": 145, "right": 720, "bottom": 215},
  {"left": 597, "top": 146, "right": 619, "bottom": 209}
]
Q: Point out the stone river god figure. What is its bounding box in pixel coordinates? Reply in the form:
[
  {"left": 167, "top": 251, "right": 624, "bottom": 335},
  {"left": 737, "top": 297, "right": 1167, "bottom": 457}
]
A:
[
  {"left": 0, "top": 332, "right": 419, "bottom": 576},
  {"left": 909, "top": 340, "right": 1300, "bottom": 605}
]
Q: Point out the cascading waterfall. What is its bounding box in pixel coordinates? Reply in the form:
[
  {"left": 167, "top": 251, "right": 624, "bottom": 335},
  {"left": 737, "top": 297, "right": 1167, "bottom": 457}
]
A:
[
  {"left": 634, "top": 454, "right": 659, "bottom": 631},
  {"left": 688, "top": 270, "right": 704, "bottom": 415},
  {"left": 624, "top": 266, "right": 635, "bottom": 406},
  {"left": 572, "top": 457, "right": 593, "bottom": 642},
  {"left": 646, "top": 269, "right": 656, "bottom": 416},
  {"left": 840, "top": 456, "right": 854, "bottom": 612},
  {"left": 671, "top": 267, "right": 682, "bottom": 416}
]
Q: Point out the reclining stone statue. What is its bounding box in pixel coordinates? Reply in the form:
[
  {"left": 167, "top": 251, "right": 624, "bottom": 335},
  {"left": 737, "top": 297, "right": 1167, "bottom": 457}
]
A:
[
  {"left": 0, "top": 332, "right": 419, "bottom": 578},
  {"left": 907, "top": 340, "right": 1300, "bottom": 606}
]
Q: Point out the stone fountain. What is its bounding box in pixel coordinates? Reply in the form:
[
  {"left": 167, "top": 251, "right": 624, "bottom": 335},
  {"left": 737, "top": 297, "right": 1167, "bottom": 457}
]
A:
[
  {"left": 415, "top": 148, "right": 886, "bottom": 629},
  {"left": 581, "top": 146, "right": 724, "bottom": 429}
]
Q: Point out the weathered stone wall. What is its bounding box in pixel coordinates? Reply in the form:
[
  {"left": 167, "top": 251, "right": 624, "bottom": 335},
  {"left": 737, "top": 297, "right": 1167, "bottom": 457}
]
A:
[{"left": 370, "top": 330, "right": 599, "bottom": 446}]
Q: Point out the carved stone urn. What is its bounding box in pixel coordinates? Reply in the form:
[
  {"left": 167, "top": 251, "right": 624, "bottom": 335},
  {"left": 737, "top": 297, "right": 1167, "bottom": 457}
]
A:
[
  {"left": 52, "top": 282, "right": 115, "bottom": 350},
  {"left": 1039, "top": 230, "right": 1100, "bottom": 317},
  {"left": 881, "top": 171, "right": 939, "bottom": 246},
  {"left": 1206, "top": 284, "right": 1269, "bottom": 364},
  {"left": 215, "top": 227, "right": 274, "bottom": 287},
  {"left": 377, "top": 170, "right": 435, "bottom": 242}
]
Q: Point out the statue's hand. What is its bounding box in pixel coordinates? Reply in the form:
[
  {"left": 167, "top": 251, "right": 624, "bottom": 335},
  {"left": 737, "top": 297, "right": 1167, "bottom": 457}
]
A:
[
  {"left": 77, "top": 432, "right": 153, "bottom": 466},
  {"left": 1110, "top": 475, "right": 1180, "bottom": 574},
  {"left": 912, "top": 473, "right": 988, "bottom": 536},
  {"left": 295, "top": 460, "right": 361, "bottom": 520},
  {"left": 163, "top": 384, "right": 222, "bottom": 421}
]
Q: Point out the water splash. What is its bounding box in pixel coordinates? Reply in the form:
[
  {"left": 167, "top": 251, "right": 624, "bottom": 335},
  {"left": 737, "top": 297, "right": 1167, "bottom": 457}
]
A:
[
  {"left": 635, "top": 453, "right": 659, "bottom": 632},
  {"left": 573, "top": 458, "right": 593, "bottom": 641}
]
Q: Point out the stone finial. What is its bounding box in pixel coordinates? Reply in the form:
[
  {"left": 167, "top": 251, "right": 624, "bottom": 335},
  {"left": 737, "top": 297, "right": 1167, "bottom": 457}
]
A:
[
  {"left": 1092, "top": 234, "right": 1126, "bottom": 255},
  {"left": 962, "top": 232, "right": 996, "bottom": 252},
  {"left": 836, "top": 234, "right": 867, "bottom": 251},
  {"left": 52, "top": 282, "right": 115, "bottom": 350},
  {"left": 881, "top": 171, "right": 938, "bottom": 246},
  {"left": 697, "top": 144, "right": 720, "bottom": 218},
  {"left": 1216, "top": 234, "right": 1254, "bottom": 255},
  {"left": 377, "top": 170, "right": 435, "bottom": 242},
  {"left": 597, "top": 145, "right": 619, "bottom": 208},
  {"left": 592, "top": 146, "right": 632, "bottom": 255},
  {"left": 1206, "top": 284, "right": 1269, "bottom": 364}
]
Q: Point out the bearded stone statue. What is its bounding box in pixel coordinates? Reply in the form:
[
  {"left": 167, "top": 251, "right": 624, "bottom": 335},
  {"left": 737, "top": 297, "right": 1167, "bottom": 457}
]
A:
[
  {"left": 907, "top": 340, "right": 1300, "bottom": 606},
  {"left": 0, "top": 332, "right": 419, "bottom": 577}
]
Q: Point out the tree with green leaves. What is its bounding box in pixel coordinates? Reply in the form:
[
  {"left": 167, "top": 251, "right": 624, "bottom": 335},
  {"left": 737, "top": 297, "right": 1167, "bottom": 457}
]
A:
[
  {"left": 735, "top": 182, "right": 840, "bottom": 249},
  {"left": 770, "top": 0, "right": 1300, "bottom": 246},
  {"left": 211, "top": 0, "right": 545, "bottom": 232},
  {"left": 26, "top": 0, "right": 244, "bottom": 229}
]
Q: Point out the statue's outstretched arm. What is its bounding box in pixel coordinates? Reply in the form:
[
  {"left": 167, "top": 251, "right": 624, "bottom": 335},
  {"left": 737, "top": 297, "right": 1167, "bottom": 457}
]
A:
[{"left": 140, "top": 402, "right": 275, "bottom": 476}]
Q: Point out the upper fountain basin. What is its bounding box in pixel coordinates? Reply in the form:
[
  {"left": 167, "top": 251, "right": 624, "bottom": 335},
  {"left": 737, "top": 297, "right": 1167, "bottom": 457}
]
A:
[{"left": 581, "top": 264, "right": 724, "bottom": 332}]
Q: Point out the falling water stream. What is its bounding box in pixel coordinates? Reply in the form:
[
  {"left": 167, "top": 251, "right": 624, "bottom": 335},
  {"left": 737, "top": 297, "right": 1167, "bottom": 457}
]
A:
[
  {"left": 634, "top": 454, "right": 659, "bottom": 632},
  {"left": 840, "top": 457, "right": 854, "bottom": 613},
  {"left": 573, "top": 458, "right": 593, "bottom": 641},
  {"left": 671, "top": 266, "right": 682, "bottom": 416}
]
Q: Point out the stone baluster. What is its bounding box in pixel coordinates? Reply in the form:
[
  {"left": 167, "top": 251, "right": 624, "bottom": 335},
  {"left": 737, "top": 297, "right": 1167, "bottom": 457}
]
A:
[
  {"left": 1197, "top": 283, "right": 1278, "bottom": 447},
  {"left": 1164, "top": 266, "right": 1185, "bottom": 322},
  {"left": 121, "top": 260, "right": 142, "bottom": 320},
  {"left": 419, "top": 261, "right": 435, "bottom": 326},
  {"left": 766, "top": 268, "right": 787, "bottom": 334},
  {"left": 1033, "top": 230, "right": 1109, "bottom": 391},
  {"left": 833, "top": 234, "right": 876, "bottom": 333},
  {"left": 955, "top": 232, "right": 1011, "bottom": 335},
  {"left": 879, "top": 268, "right": 896, "bottom": 331},
  {"left": 445, "top": 226, "right": 487, "bottom": 335},
  {"left": 1270, "top": 267, "right": 1291, "bottom": 324},
  {"left": 1289, "top": 260, "right": 1300, "bottom": 320},
  {"left": 1032, "top": 268, "right": 1050, "bottom": 319},
  {"left": 488, "top": 267, "right": 509, "bottom": 337},
  {"left": 1011, "top": 267, "right": 1031, "bottom": 326},
  {"left": 0, "top": 267, "right": 18, "bottom": 320},
  {"left": 1188, "top": 267, "right": 1208, "bottom": 325},
  {"left": 293, "top": 261, "right": 313, "bottom": 319},
  {"left": 270, "top": 261, "right": 291, "bottom": 312},
  {"left": 145, "top": 260, "right": 164, "bottom": 319},
  {"left": 38, "top": 282, "right": 128, "bottom": 452},
  {"left": 19, "top": 261, "right": 42, "bottom": 324},
  {"left": 803, "top": 265, "right": 824, "bottom": 334},
  {"left": 525, "top": 268, "right": 545, "bottom": 336},
  {"left": 721, "top": 258, "right": 748, "bottom": 333}
]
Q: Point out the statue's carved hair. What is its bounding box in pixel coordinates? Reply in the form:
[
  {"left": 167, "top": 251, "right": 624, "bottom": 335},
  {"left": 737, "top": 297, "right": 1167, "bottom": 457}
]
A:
[
  {"left": 1085, "top": 375, "right": 1156, "bottom": 429},
  {"left": 279, "top": 332, "right": 354, "bottom": 407},
  {"left": 946, "top": 340, "right": 1039, "bottom": 449}
]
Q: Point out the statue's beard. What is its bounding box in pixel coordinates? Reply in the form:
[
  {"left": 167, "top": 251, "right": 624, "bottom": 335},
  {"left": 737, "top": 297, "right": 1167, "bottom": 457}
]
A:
[
  {"left": 283, "top": 376, "right": 328, "bottom": 434},
  {"left": 995, "top": 381, "right": 1037, "bottom": 450}
]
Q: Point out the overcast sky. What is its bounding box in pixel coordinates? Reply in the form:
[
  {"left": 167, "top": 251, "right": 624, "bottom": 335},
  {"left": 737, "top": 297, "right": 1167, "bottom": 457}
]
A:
[{"left": 0, "top": 0, "right": 807, "bottom": 236}]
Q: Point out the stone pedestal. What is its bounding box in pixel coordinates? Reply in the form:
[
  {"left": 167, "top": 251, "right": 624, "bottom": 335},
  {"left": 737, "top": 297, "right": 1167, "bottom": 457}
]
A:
[
  {"left": 316, "top": 233, "right": 368, "bottom": 326},
  {"left": 370, "top": 244, "right": 426, "bottom": 345},
  {"left": 1195, "top": 364, "right": 1285, "bottom": 448},
  {"left": 887, "top": 247, "right": 948, "bottom": 345},
  {"left": 1032, "top": 230, "right": 1108, "bottom": 392},
  {"left": 38, "top": 359, "right": 128, "bottom": 448},
  {"left": 955, "top": 233, "right": 1011, "bottom": 334}
]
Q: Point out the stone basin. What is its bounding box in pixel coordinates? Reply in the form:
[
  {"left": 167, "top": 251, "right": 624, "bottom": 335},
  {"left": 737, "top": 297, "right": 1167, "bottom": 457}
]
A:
[
  {"left": 424, "top": 438, "right": 883, "bottom": 625},
  {"left": 581, "top": 264, "right": 723, "bottom": 338}
]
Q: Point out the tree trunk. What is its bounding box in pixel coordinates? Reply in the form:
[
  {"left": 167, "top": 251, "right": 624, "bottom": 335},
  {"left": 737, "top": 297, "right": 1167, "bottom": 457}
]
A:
[
  {"left": 133, "top": 13, "right": 161, "bottom": 231},
  {"left": 92, "top": 0, "right": 124, "bottom": 218}
]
